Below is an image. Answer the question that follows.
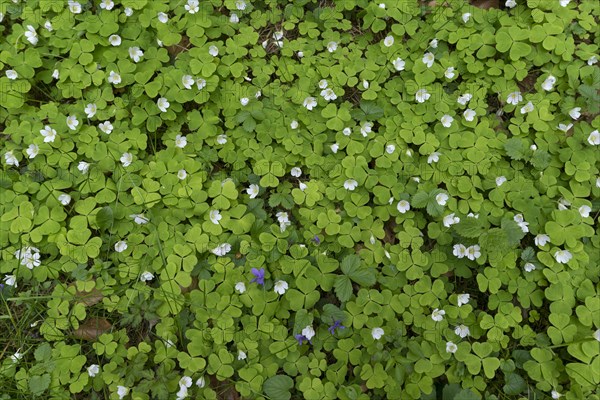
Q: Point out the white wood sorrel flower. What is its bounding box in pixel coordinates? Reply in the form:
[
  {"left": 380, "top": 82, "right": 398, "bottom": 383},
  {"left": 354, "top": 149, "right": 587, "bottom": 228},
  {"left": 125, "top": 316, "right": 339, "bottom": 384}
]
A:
[{"left": 371, "top": 327, "right": 384, "bottom": 340}]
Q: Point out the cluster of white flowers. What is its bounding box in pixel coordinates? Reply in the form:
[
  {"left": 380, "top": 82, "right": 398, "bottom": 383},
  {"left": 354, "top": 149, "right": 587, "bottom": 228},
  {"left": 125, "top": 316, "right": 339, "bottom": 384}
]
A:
[
  {"left": 176, "top": 376, "right": 193, "bottom": 400},
  {"left": 453, "top": 244, "right": 481, "bottom": 260},
  {"left": 15, "top": 246, "right": 41, "bottom": 269},
  {"left": 513, "top": 214, "right": 529, "bottom": 233}
]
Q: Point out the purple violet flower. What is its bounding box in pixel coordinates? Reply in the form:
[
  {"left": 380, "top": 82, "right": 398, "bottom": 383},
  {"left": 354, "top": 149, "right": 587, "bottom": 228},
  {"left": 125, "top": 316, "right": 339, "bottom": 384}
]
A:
[
  {"left": 313, "top": 235, "right": 321, "bottom": 245},
  {"left": 294, "top": 334, "right": 307, "bottom": 345},
  {"left": 328, "top": 320, "right": 345, "bottom": 335},
  {"left": 250, "top": 268, "right": 265, "bottom": 286}
]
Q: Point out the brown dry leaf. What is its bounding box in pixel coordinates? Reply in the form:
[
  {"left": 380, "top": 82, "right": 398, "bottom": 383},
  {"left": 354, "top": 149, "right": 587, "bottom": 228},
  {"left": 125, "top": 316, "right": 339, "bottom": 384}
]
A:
[
  {"left": 471, "top": 0, "right": 499, "bottom": 9},
  {"left": 75, "top": 288, "right": 104, "bottom": 307},
  {"left": 73, "top": 318, "right": 112, "bottom": 341}
]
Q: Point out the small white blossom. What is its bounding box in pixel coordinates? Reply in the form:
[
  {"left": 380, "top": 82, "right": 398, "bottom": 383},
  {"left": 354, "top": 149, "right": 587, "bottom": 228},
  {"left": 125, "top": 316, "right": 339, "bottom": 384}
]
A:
[
  {"left": 87, "top": 364, "right": 100, "bottom": 377},
  {"left": 297, "top": 51, "right": 304, "bottom": 58},
  {"left": 11, "top": 350, "right": 23, "bottom": 363},
  {"left": 230, "top": 13, "right": 239, "bottom": 23},
  {"left": 558, "top": 197, "right": 571, "bottom": 210},
  {"left": 361, "top": 122, "right": 373, "bottom": 137},
  {"left": 120, "top": 152, "right": 133, "bottom": 167},
  {"left": 534, "top": 234, "right": 550, "bottom": 247},
  {"left": 428, "top": 152, "right": 440, "bottom": 164},
  {"left": 235, "top": 0, "right": 247, "bottom": 10},
  {"left": 415, "top": 89, "right": 430, "bottom": 103},
  {"left": 98, "top": 121, "right": 113, "bottom": 134},
  {"left": 114, "top": 241, "right": 127, "bottom": 253},
  {"left": 26, "top": 144, "right": 39, "bottom": 159},
  {"left": 443, "top": 213, "right": 460, "bottom": 228},
  {"left": 24, "top": 25, "right": 38, "bottom": 45},
  {"left": 68, "top": 0, "right": 82, "bottom": 13},
  {"left": 185, "top": 0, "right": 199, "bottom": 14},
  {"left": 505, "top": 0, "right": 516, "bottom": 8},
  {"left": 593, "top": 329, "right": 600, "bottom": 342},
  {"left": 301, "top": 325, "right": 316, "bottom": 341},
  {"left": 108, "top": 71, "right": 121, "bottom": 84},
  {"left": 175, "top": 135, "right": 187, "bottom": 149},
  {"left": 108, "top": 34, "right": 121, "bottom": 46},
  {"left": 210, "top": 210, "right": 222, "bottom": 225},
  {"left": 551, "top": 390, "right": 562, "bottom": 399},
  {"left": 386, "top": 144, "right": 395, "bottom": 154},
  {"left": 578, "top": 205, "right": 591, "bottom": 218},
  {"left": 318, "top": 79, "right": 328, "bottom": 89},
  {"left": 436, "top": 193, "right": 449, "bottom": 206},
  {"left": 216, "top": 134, "right": 228, "bottom": 145},
  {"left": 457, "top": 293, "right": 470, "bottom": 307},
  {"left": 330, "top": 143, "right": 339, "bottom": 153},
  {"left": 157, "top": 97, "right": 169, "bottom": 112},
  {"left": 440, "top": 115, "right": 454, "bottom": 128},
  {"left": 299, "top": 182, "right": 307, "bottom": 191},
  {"left": 462, "top": 109, "right": 476, "bottom": 122},
  {"left": 247, "top": 184, "right": 260, "bottom": 199},
  {"left": 588, "top": 130, "right": 600, "bottom": 145},
  {"left": 128, "top": 47, "right": 144, "bottom": 63},
  {"left": 524, "top": 262, "right": 536, "bottom": 272},
  {"left": 212, "top": 243, "right": 231, "bottom": 257},
  {"left": 446, "top": 342, "right": 458, "bottom": 353},
  {"left": 430, "top": 38, "right": 438, "bottom": 48},
  {"left": 124, "top": 7, "right": 133, "bottom": 16},
  {"left": 116, "top": 386, "right": 129, "bottom": 400},
  {"left": 507, "top": 91, "right": 522, "bottom": 105},
  {"left": 209, "top": 45, "right": 219, "bottom": 57},
  {"left": 58, "top": 193, "right": 71, "bottom": 206},
  {"left": 383, "top": 35, "right": 394, "bottom": 47},
  {"left": 465, "top": 245, "right": 481, "bottom": 260},
  {"left": 445, "top": 67, "right": 456, "bottom": 79},
  {"left": 196, "top": 376, "right": 206, "bottom": 388},
  {"left": 392, "top": 57, "right": 405, "bottom": 71},
  {"left": 291, "top": 167, "right": 302, "bottom": 177},
  {"left": 235, "top": 282, "right": 246, "bottom": 294},
  {"left": 344, "top": 179, "right": 358, "bottom": 191},
  {"left": 44, "top": 20, "right": 53, "bottom": 31},
  {"left": 371, "top": 327, "right": 384, "bottom": 340},
  {"left": 130, "top": 214, "right": 149, "bottom": 225},
  {"left": 569, "top": 107, "right": 581, "bottom": 120},
  {"left": 343, "top": 127, "right": 351, "bottom": 136},
  {"left": 321, "top": 88, "right": 337, "bottom": 101},
  {"left": 397, "top": 200, "right": 410, "bottom": 214},
  {"left": 100, "top": 0, "right": 114, "bottom": 10},
  {"left": 177, "top": 169, "right": 187, "bottom": 180},
  {"left": 240, "top": 97, "right": 249, "bottom": 106},
  {"left": 77, "top": 161, "right": 90, "bottom": 174},
  {"left": 327, "top": 41, "right": 338, "bottom": 52},
  {"left": 559, "top": 0, "right": 570, "bottom": 7},
  {"left": 274, "top": 280, "right": 288, "bottom": 295},
  {"left": 157, "top": 12, "right": 169, "bottom": 23},
  {"left": 495, "top": 176, "right": 507, "bottom": 186},
  {"left": 457, "top": 93, "right": 472, "bottom": 106},
  {"left": 454, "top": 324, "right": 470, "bottom": 338},
  {"left": 554, "top": 249, "right": 572, "bottom": 264},
  {"left": 290, "top": 120, "right": 299, "bottom": 129},
  {"left": 541, "top": 76, "right": 556, "bottom": 91},
  {"left": 462, "top": 13, "right": 471, "bottom": 23},
  {"left": 520, "top": 101, "right": 534, "bottom": 114},
  {"left": 303, "top": 97, "right": 317, "bottom": 110},
  {"left": 530, "top": 144, "right": 537, "bottom": 151},
  {"left": 453, "top": 244, "right": 467, "bottom": 258},
  {"left": 66, "top": 115, "right": 79, "bottom": 131},
  {"left": 5, "top": 70, "right": 18, "bottom": 80},
  {"left": 84, "top": 103, "right": 97, "bottom": 118},
  {"left": 422, "top": 52, "right": 435, "bottom": 68},
  {"left": 431, "top": 308, "right": 445, "bottom": 322},
  {"left": 3, "top": 275, "right": 17, "bottom": 288},
  {"left": 5, "top": 151, "right": 19, "bottom": 167},
  {"left": 588, "top": 56, "right": 598, "bottom": 66}
]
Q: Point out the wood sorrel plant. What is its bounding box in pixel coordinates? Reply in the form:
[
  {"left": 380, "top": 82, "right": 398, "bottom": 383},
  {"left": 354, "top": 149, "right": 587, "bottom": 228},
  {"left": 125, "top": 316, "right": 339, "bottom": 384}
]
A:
[{"left": 1, "top": 0, "right": 599, "bottom": 399}]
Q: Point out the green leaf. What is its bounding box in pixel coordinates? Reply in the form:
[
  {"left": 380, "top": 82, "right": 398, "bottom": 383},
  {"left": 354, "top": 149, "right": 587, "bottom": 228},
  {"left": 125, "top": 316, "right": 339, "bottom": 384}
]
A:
[
  {"left": 334, "top": 276, "right": 353, "bottom": 302},
  {"left": 263, "top": 375, "right": 294, "bottom": 400},
  {"left": 454, "top": 218, "right": 485, "bottom": 238},
  {"left": 503, "top": 373, "right": 527, "bottom": 395},
  {"left": 95, "top": 206, "right": 114, "bottom": 230}
]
